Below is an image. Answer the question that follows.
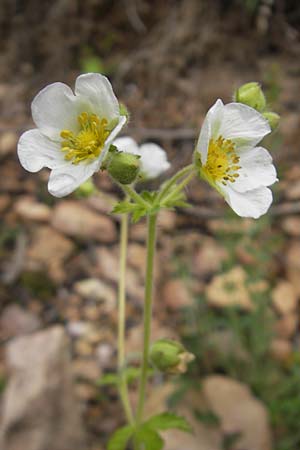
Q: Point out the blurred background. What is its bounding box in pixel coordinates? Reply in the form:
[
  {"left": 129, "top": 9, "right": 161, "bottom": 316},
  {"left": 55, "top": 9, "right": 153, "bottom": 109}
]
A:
[{"left": 0, "top": 1, "right": 300, "bottom": 449}]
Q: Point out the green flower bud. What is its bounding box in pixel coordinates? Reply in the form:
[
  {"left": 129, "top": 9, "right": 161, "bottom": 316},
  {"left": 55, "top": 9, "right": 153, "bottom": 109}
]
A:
[
  {"left": 263, "top": 111, "right": 280, "bottom": 130},
  {"left": 150, "top": 339, "right": 195, "bottom": 374},
  {"left": 234, "top": 82, "right": 266, "bottom": 112},
  {"left": 108, "top": 150, "right": 140, "bottom": 184},
  {"left": 75, "top": 178, "right": 97, "bottom": 198},
  {"left": 119, "top": 103, "right": 130, "bottom": 119}
]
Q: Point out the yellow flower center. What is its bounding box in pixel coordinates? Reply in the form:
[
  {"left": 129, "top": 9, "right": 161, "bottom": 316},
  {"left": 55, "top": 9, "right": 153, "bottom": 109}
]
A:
[
  {"left": 202, "top": 136, "right": 241, "bottom": 186},
  {"left": 60, "top": 112, "right": 110, "bottom": 164}
]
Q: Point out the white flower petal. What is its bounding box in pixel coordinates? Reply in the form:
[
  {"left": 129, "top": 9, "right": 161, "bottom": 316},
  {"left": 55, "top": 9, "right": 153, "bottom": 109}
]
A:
[
  {"left": 48, "top": 160, "right": 99, "bottom": 198},
  {"left": 218, "top": 103, "right": 271, "bottom": 148},
  {"left": 139, "top": 143, "right": 170, "bottom": 179},
  {"left": 17, "top": 129, "right": 65, "bottom": 172},
  {"left": 75, "top": 73, "right": 119, "bottom": 122},
  {"left": 113, "top": 136, "right": 141, "bottom": 156},
  {"left": 31, "top": 82, "right": 84, "bottom": 140},
  {"left": 221, "top": 184, "right": 273, "bottom": 218},
  {"left": 196, "top": 99, "right": 224, "bottom": 164},
  {"left": 232, "top": 146, "right": 278, "bottom": 192}
]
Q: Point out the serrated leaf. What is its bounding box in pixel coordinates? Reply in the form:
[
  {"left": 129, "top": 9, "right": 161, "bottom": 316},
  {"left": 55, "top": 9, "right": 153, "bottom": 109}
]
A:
[
  {"left": 145, "top": 412, "right": 193, "bottom": 433},
  {"left": 135, "top": 425, "right": 164, "bottom": 450},
  {"left": 141, "top": 191, "right": 157, "bottom": 203},
  {"left": 107, "top": 425, "right": 134, "bottom": 450},
  {"left": 112, "top": 201, "right": 136, "bottom": 215},
  {"left": 131, "top": 207, "right": 147, "bottom": 223}
]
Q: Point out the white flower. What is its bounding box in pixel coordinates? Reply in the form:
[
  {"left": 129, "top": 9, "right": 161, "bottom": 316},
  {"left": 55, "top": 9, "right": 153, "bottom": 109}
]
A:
[
  {"left": 196, "top": 99, "right": 278, "bottom": 218},
  {"left": 113, "top": 136, "right": 170, "bottom": 179},
  {"left": 18, "top": 73, "right": 127, "bottom": 197}
]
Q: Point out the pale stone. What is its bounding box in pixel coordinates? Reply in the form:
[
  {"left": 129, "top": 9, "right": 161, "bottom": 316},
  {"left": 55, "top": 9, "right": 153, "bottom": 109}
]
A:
[
  {"left": 275, "top": 313, "right": 298, "bottom": 339},
  {"left": 74, "top": 278, "right": 116, "bottom": 312},
  {"left": 0, "top": 131, "right": 17, "bottom": 157},
  {"left": 202, "top": 375, "right": 272, "bottom": 450},
  {"left": 193, "top": 237, "right": 227, "bottom": 276},
  {"left": 162, "top": 278, "right": 193, "bottom": 310},
  {"left": 51, "top": 201, "right": 116, "bottom": 242},
  {"left": 26, "top": 226, "right": 74, "bottom": 282},
  {"left": 286, "top": 243, "right": 300, "bottom": 295},
  {"left": 0, "top": 304, "right": 41, "bottom": 339},
  {"left": 0, "top": 326, "right": 86, "bottom": 450},
  {"left": 282, "top": 217, "right": 300, "bottom": 236},
  {"left": 206, "top": 266, "right": 253, "bottom": 311},
  {"left": 272, "top": 280, "right": 298, "bottom": 315},
  {"left": 14, "top": 196, "right": 51, "bottom": 222}
]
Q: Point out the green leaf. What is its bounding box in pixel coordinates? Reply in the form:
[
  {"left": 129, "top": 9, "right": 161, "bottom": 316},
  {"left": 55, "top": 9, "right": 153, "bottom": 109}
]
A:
[
  {"left": 135, "top": 426, "right": 164, "bottom": 450},
  {"left": 112, "top": 201, "right": 136, "bottom": 215},
  {"left": 97, "top": 373, "right": 119, "bottom": 386},
  {"left": 145, "top": 412, "right": 193, "bottom": 433},
  {"left": 107, "top": 425, "right": 134, "bottom": 450}
]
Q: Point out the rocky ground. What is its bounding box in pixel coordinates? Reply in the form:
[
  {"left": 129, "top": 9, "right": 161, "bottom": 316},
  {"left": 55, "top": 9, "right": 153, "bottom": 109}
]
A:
[{"left": 1, "top": 1, "right": 300, "bottom": 450}]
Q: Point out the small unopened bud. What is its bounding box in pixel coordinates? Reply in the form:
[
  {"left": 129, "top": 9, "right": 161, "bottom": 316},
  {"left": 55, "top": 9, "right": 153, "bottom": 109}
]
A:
[
  {"left": 263, "top": 111, "right": 280, "bottom": 130},
  {"left": 119, "top": 103, "right": 130, "bottom": 119},
  {"left": 150, "top": 339, "right": 195, "bottom": 374},
  {"left": 75, "top": 178, "right": 97, "bottom": 197},
  {"left": 234, "top": 82, "right": 266, "bottom": 112},
  {"left": 108, "top": 150, "right": 140, "bottom": 185}
]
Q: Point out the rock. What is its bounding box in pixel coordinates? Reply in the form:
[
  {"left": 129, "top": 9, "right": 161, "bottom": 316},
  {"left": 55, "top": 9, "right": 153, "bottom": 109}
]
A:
[
  {"left": 0, "top": 194, "right": 10, "bottom": 213},
  {"left": 95, "top": 343, "right": 115, "bottom": 369},
  {"left": 94, "top": 246, "right": 119, "bottom": 283},
  {"left": 270, "top": 338, "right": 292, "bottom": 363},
  {"left": 285, "top": 242, "right": 300, "bottom": 295},
  {"left": 51, "top": 201, "right": 116, "bottom": 242},
  {"left": 286, "top": 179, "right": 300, "bottom": 200},
  {"left": 26, "top": 226, "right": 74, "bottom": 282},
  {"left": 85, "top": 192, "right": 118, "bottom": 215},
  {"left": 272, "top": 280, "right": 298, "bottom": 315},
  {"left": 0, "top": 326, "right": 87, "bottom": 450},
  {"left": 202, "top": 375, "right": 272, "bottom": 450},
  {"left": 282, "top": 217, "right": 300, "bottom": 236},
  {"left": 193, "top": 237, "right": 227, "bottom": 277},
  {"left": 74, "top": 278, "right": 116, "bottom": 312},
  {"left": 0, "top": 304, "right": 41, "bottom": 339},
  {"left": 162, "top": 278, "right": 193, "bottom": 310},
  {"left": 275, "top": 313, "right": 298, "bottom": 339},
  {"left": 206, "top": 266, "right": 253, "bottom": 311},
  {"left": 0, "top": 131, "right": 17, "bottom": 157},
  {"left": 14, "top": 196, "right": 51, "bottom": 222},
  {"left": 157, "top": 210, "right": 176, "bottom": 231},
  {"left": 71, "top": 358, "right": 101, "bottom": 382}
]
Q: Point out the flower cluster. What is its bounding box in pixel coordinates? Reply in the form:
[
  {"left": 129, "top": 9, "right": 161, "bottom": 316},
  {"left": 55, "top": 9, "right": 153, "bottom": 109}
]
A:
[{"left": 18, "top": 73, "right": 278, "bottom": 219}]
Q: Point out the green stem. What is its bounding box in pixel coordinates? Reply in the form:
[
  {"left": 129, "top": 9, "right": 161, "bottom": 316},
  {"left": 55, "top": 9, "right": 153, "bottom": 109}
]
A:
[
  {"left": 121, "top": 184, "right": 150, "bottom": 209},
  {"left": 156, "top": 164, "right": 194, "bottom": 204},
  {"left": 136, "top": 213, "right": 158, "bottom": 426},
  {"left": 118, "top": 212, "right": 134, "bottom": 425},
  {"left": 161, "top": 170, "right": 196, "bottom": 206}
]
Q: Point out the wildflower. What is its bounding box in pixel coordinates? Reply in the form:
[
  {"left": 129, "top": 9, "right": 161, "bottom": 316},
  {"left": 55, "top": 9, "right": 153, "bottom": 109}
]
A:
[
  {"left": 18, "top": 73, "right": 127, "bottom": 197},
  {"left": 113, "top": 137, "right": 170, "bottom": 179},
  {"left": 196, "top": 99, "right": 277, "bottom": 218}
]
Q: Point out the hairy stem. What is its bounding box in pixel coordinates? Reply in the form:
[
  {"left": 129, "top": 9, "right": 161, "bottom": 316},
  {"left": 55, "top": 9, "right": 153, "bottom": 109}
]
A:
[
  {"left": 118, "top": 212, "right": 134, "bottom": 425},
  {"left": 136, "top": 213, "right": 158, "bottom": 427}
]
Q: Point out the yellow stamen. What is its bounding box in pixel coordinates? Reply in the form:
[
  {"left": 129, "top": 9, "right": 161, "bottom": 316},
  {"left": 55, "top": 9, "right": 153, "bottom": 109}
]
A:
[
  {"left": 201, "top": 136, "right": 241, "bottom": 186},
  {"left": 60, "top": 112, "right": 110, "bottom": 164}
]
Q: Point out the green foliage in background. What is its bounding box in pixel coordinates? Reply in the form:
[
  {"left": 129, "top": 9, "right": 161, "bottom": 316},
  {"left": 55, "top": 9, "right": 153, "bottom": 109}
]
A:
[{"left": 174, "top": 215, "right": 300, "bottom": 450}]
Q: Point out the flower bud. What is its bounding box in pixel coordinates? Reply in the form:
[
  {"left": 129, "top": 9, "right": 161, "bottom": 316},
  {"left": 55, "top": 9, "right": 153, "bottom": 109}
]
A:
[
  {"left": 263, "top": 111, "right": 280, "bottom": 130},
  {"left": 234, "top": 82, "right": 266, "bottom": 112},
  {"left": 149, "top": 339, "right": 195, "bottom": 374},
  {"left": 108, "top": 150, "right": 140, "bottom": 184},
  {"left": 75, "top": 178, "right": 97, "bottom": 197}
]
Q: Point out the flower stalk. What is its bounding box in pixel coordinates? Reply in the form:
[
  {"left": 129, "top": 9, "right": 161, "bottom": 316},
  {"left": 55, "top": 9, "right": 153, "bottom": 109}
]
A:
[
  {"left": 136, "top": 212, "right": 158, "bottom": 426},
  {"left": 117, "top": 211, "right": 134, "bottom": 425}
]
